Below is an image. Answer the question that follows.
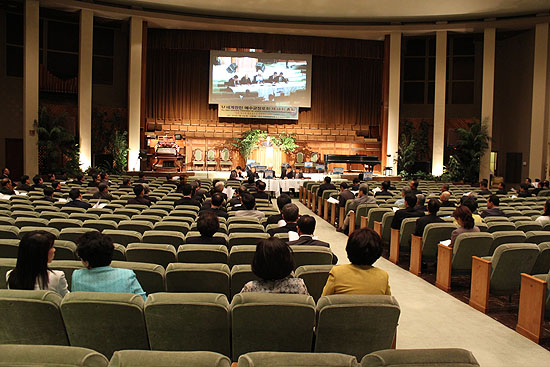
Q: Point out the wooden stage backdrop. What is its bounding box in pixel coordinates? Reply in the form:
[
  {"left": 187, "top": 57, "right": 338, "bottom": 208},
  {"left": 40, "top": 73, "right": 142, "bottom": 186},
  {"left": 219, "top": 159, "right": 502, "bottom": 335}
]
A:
[{"left": 144, "top": 29, "right": 384, "bottom": 172}]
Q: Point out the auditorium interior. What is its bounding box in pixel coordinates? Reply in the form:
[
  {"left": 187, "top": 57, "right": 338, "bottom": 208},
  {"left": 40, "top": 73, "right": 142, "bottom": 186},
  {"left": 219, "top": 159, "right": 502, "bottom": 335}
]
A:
[{"left": 0, "top": 0, "right": 550, "bottom": 366}]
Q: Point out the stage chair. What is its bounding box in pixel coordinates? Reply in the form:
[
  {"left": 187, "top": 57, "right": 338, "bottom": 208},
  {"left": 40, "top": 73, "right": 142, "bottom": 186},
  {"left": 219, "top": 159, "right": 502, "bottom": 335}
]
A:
[
  {"left": 388, "top": 217, "right": 417, "bottom": 265},
  {"left": 469, "top": 243, "right": 539, "bottom": 313},
  {"left": 516, "top": 272, "right": 549, "bottom": 343},
  {"left": 435, "top": 232, "right": 493, "bottom": 292},
  {"left": 206, "top": 149, "right": 218, "bottom": 170},
  {"left": 409, "top": 223, "right": 456, "bottom": 276},
  {"left": 220, "top": 148, "right": 233, "bottom": 170},
  {"left": 193, "top": 149, "right": 205, "bottom": 170}
]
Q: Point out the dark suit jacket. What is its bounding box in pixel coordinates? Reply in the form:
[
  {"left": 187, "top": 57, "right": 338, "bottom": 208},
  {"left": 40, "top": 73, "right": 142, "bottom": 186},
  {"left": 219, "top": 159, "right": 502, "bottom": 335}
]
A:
[
  {"left": 414, "top": 214, "right": 444, "bottom": 236},
  {"left": 266, "top": 213, "right": 283, "bottom": 226},
  {"left": 43, "top": 196, "right": 57, "bottom": 203},
  {"left": 185, "top": 235, "right": 227, "bottom": 247},
  {"left": 128, "top": 197, "right": 151, "bottom": 206},
  {"left": 496, "top": 189, "right": 507, "bottom": 195},
  {"left": 135, "top": 179, "right": 148, "bottom": 184},
  {"left": 338, "top": 190, "right": 355, "bottom": 208},
  {"left": 64, "top": 200, "right": 92, "bottom": 209},
  {"left": 287, "top": 235, "right": 338, "bottom": 264},
  {"left": 478, "top": 189, "right": 492, "bottom": 195},
  {"left": 174, "top": 197, "right": 201, "bottom": 208},
  {"left": 253, "top": 192, "right": 270, "bottom": 200},
  {"left": 295, "top": 172, "right": 304, "bottom": 179},
  {"left": 440, "top": 200, "right": 455, "bottom": 207},
  {"left": 281, "top": 170, "right": 295, "bottom": 179},
  {"left": 92, "top": 191, "right": 114, "bottom": 201},
  {"left": 318, "top": 183, "right": 336, "bottom": 197},
  {"left": 268, "top": 222, "right": 298, "bottom": 236},
  {"left": 16, "top": 184, "right": 33, "bottom": 192},
  {"left": 391, "top": 207, "right": 425, "bottom": 230},
  {"left": 480, "top": 207, "right": 505, "bottom": 218},
  {"left": 410, "top": 189, "right": 423, "bottom": 196},
  {"left": 375, "top": 190, "right": 393, "bottom": 197},
  {"left": 0, "top": 187, "right": 15, "bottom": 195},
  {"left": 518, "top": 191, "right": 532, "bottom": 197},
  {"left": 199, "top": 207, "right": 229, "bottom": 219}
]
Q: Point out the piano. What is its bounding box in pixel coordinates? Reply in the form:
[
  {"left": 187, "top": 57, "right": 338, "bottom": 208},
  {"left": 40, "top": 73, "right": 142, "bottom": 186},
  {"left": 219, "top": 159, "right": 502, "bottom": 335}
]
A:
[{"left": 324, "top": 154, "right": 381, "bottom": 172}]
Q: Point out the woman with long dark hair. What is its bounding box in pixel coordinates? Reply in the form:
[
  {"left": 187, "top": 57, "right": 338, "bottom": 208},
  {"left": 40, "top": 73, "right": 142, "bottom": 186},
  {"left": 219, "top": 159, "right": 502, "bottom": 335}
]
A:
[
  {"left": 7, "top": 230, "right": 68, "bottom": 296},
  {"left": 450, "top": 205, "right": 480, "bottom": 247}
]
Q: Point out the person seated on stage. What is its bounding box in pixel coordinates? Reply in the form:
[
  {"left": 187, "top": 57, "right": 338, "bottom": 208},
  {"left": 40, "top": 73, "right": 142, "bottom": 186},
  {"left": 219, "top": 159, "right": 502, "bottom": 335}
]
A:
[
  {"left": 240, "top": 237, "right": 308, "bottom": 295},
  {"left": 374, "top": 180, "right": 393, "bottom": 198},
  {"left": 338, "top": 182, "right": 355, "bottom": 208},
  {"left": 92, "top": 183, "right": 114, "bottom": 201},
  {"left": 43, "top": 187, "right": 57, "bottom": 203},
  {"left": 266, "top": 194, "right": 292, "bottom": 227},
  {"left": 278, "top": 72, "right": 288, "bottom": 83},
  {"left": 142, "top": 184, "right": 157, "bottom": 203},
  {"left": 441, "top": 183, "right": 451, "bottom": 194},
  {"left": 267, "top": 72, "right": 278, "bottom": 84},
  {"left": 340, "top": 184, "right": 377, "bottom": 232},
  {"left": 253, "top": 181, "right": 270, "bottom": 200},
  {"left": 440, "top": 191, "right": 454, "bottom": 207},
  {"left": 240, "top": 74, "right": 251, "bottom": 85},
  {"left": 394, "top": 186, "right": 411, "bottom": 207},
  {"left": 119, "top": 178, "right": 133, "bottom": 189},
  {"left": 135, "top": 172, "right": 148, "bottom": 184},
  {"left": 281, "top": 166, "right": 295, "bottom": 180},
  {"left": 294, "top": 167, "right": 304, "bottom": 179},
  {"left": 227, "top": 75, "right": 239, "bottom": 87},
  {"left": 288, "top": 215, "right": 338, "bottom": 264},
  {"left": 65, "top": 188, "right": 92, "bottom": 209},
  {"left": 414, "top": 198, "right": 444, "bottom": 237},
  {"left": 229, "top": 170, "right": 238, "bottom": 180},
  {"left": 186, "top": 211, "right": 228, "bottom": 247},
  {"left": 16, "top": 175, "right": 33, "bottom": 192},
  {"left": 253, "top": 73, "right": 264, "bottom": 84},
  {"left": 174, "top": 184, "right": 201, "bottom": 208},
  {"left": 480, "top": 195, "right": 505, "bottom": 218},
  {"left": 414, "top": 194, "right": 426, "bottom": 212},
  {"left": 51, "top": 181, "right": 62, "bottom": 192},
  {"left": 409, "top": 180, "right": 422, "bottom": 196},
  {"left": 318, "top": 176, "right": 336, "bottom": 197},
  {"left": 127, "top": 184, "right": 151, "bottom": 206},
  {"left": 457, "top": 196, "right": 483, "bottom": 225},
  {"left": 478, "top": 179, "right": 492, "bottom": 195},
  {"left": 247, "top": 167, "right": 260, "bottom": 180},
  {"left": 87, "top": 173, "right": 101, "bottom": 188},
  {"left": 263, "top": 165, "right": 275, "bottom": 179},
  {"left": 72, "top": 231, "right": 146, "bottom": 300},
  {"left": 518, "top": 183, "right": 532, "bottom": 197},
  {"left": 322, "top": 228, "right": 390, "bottom": 296},
  {"left": 390, "top": 193, "right": 425, "bottom": 230},
  {"left": 268, "top": 203, "right": 299, "bottom": 236},
  {"left": 450, "top": 206, "right": 480, "bottom": 248},
  {"left": 32, "top": 175, "right": 47, "bottom": 190},
  {"left": 0, "top": 178, "right": 15, "bottom": 195},
  {"left": 235, "top": 193, "right": 265, "bottom": 220},
  {"left": 199, "top": 192, "right": 228, "bottom": 219}
]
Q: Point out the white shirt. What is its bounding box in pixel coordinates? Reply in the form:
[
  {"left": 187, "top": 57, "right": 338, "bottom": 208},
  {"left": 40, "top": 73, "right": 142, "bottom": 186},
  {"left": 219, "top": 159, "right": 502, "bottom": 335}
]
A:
[
  {"left": 6, "top": 269, "right": 69, "bottom": 297},
  {"left": 535, "top": 215, "right": 550, "bottom": 225}
]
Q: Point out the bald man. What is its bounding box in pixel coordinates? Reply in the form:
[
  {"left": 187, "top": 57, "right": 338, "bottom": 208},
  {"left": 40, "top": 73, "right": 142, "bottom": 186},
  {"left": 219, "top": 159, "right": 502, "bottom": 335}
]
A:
[{"left": 440, "top": 191, "right": 454, "bottom": 207}]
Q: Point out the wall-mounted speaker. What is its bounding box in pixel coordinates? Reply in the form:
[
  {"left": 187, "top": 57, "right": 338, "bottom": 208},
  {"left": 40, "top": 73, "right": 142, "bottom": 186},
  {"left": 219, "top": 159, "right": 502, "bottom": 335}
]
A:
[{"left": 226, "top": 63, "right": 238, "bottom": 73}]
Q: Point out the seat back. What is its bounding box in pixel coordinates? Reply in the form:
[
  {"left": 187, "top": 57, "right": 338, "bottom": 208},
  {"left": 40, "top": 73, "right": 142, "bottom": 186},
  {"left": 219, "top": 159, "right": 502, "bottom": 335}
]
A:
[
  {"left": 398, "top": 218, "right": 418, "bottom": 249},
  {"left": 380, "top": 212, "right": 395, "bottom": 245},
  {"left": 178, "top": 244, "right": 229, "bottom": 264},
  {"left": 144, "top": 293, "right": 230, "bottom": 356},
  {"left": 102, "top": 229, "right": 142, "bottom": 247},
  {"left": 489, "top": 231, "right": 527, "bottom": 255},
  {"left": 230, "top": 265, "right": 260, "bottom": 299},
  {"left": 109, "top": 350, "right": 231, "bottom": 367},
  {"left": 367, "top": 208, "right": 392, "bottom": 230},
  {"left": 82, "top": 219, "right": 118, "bottom": 232},
  {"left": 452, "top": 233, "right": 493, "bottom": 272},
  {"left": 360, "top": 348, "right": 480, "bottom": 367},
  {"left": 231, "top": 293, "right": 315, "bottom": 361},
  {"left": 165, "top": 263, "right": 230, "bottom": 297},
  {"left": 0, "top": 289, "right": 68, "bottom": 345},
  {"left": 291, "top": 245, "right": 333, "bottom": 268},
  {"left": 0, "top": 345, "right": 109, "bottom": 367},
  {"left": 515, "top": 220, "right": 543, "bottom": 232},
  {"left": 315, "top": 295, "right": 400, "bottom": 359},
  {"left": 126, "top": 243, "right": 177, "bottom": 268},
  {"left": 110, "top": 261, "right": 165, "bottom": 294},
  {"left": 229, "top": 245, "right": 257, "bottom": 267},
  {"left": 525, "top": 230, "right": 550, "bottom": 244},
  {"left": 486, "top": 222, "right": 516, "bottom": 233},
  {"left": 531, "top": 242, "right": 550, "bottom": 274},
  {"left": 295, "top": 265, "right": 333, "bottom": 302},
  {"left": 228, "top": 223, "right": 266, "bottom": 234},
  {"left": 59, "top": 227, "right": 98, "bottom": 243},
  {"left": 421, "top": 223, "right": 457, "bottom": 260},
  {"left": 142, "top": 230, "right": 186, "bottom": 248},
  {"left": 0, "top": 239, "right": 19, "bottom": 258},
  {"left": 118, "top": 220, "right": 154, "bottom": 234},
  {"left": 48, "top": 218, "right": 83, "bottom": 231},
  {"left": 238, "top": 352, "right": 359, "bottom": 367},
  {"left": 60, "top": 292, "right": 148, "bottom": 358},
  {"left": 228, "top": 233, "right": 269, "bottom": 248},
  {"left": 490, "top": 243, "right": 540, "bottom": 295},
  {"left": 54, "top": 239, "right": 78, "bottom": 260}
]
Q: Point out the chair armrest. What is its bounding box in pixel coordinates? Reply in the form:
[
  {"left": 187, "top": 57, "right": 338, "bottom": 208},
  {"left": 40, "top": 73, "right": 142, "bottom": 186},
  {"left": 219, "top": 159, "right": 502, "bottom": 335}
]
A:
[
  {"left": 516, "top": 273, "right": 547, "bottom": 343},
  {"left": 469, "top": 256, "right": 492, "bottom": 313},
  {"left": 435, "top": 244, "right": 453, "bottom": 292},
  {"left": 409, "top": 234, "right": 422, "bottom": 275},
  {"left": 389, "top": 228, "right": 400, "bottom": 264}
]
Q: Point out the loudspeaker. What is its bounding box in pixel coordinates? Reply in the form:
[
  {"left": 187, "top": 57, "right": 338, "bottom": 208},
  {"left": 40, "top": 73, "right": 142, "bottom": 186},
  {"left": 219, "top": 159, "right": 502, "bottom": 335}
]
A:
[
  {"left": 226, "top": 63, "right": 238, "bottom": 73},
  {"left": 256, "top": 62, "right": 265, "bottom": 72}
]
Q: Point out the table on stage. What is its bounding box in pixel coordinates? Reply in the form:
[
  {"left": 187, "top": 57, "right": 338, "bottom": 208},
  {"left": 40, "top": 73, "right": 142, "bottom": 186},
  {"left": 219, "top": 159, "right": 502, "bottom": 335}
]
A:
[{"left": 264, "top": 179, "right": 305, "bottom": 197}]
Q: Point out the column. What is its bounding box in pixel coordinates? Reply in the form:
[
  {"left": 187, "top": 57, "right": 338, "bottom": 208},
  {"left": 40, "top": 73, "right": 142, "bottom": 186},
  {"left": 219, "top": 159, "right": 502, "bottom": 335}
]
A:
[
  {"left": 479, "top": 28, "right": 496, "bottom": 182},
  {"left": 529, "top": 23, "right": 549, "bottom": 179},
  {"left": 79, "top": 9, "right": 93, "bottom": 171},
  {"left": 387, "top": 32, "right": 401, "bottom": 174},
  {"left": 23, "top": 0, "right": 39, "bottom": 176},
  {"left": 128, "top": 17, "right": 143, "bottom": 171},
  {"left": 432, "top": 30, "right": 447, "bottom": 176}
]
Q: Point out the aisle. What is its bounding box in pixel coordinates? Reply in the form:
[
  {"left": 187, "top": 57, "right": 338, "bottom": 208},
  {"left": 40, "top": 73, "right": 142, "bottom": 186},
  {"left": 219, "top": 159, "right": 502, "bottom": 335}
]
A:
[{"left": 293, "top": 199, "right": 550, "bottom": 367}]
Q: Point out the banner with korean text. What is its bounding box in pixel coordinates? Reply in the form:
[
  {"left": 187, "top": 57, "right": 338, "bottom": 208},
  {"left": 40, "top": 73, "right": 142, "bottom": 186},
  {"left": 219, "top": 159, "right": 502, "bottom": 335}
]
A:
[{"left": 218, "top": 105, "right": 299, "bottom": 120}]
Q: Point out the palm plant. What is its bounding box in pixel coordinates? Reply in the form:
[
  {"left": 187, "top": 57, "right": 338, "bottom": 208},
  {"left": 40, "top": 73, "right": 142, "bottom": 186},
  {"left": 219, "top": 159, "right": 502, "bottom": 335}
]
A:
[{"left": 453, "top": 122, "right": 490, "bottom": 183}]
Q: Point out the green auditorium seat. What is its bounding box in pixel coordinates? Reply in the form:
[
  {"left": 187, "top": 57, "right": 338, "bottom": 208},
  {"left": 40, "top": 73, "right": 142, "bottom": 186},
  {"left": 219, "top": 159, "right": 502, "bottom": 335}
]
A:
[
  {"left": 360, "top": 348, "right": 480, "bottom": 367},
  {"left": 295, "top": 265, "right": 333, "bottom": 302},
  {"left": 0, "top": 238, "right": 19, "bottom": 258},
  {"left": 14, "top": 216, "right": 48, "bottom": 228},
  {"left": 525, "top": 230, "right": 550, "bottom": 244},
  {"left": 291, "top": 245, "right": 334, "bottom": 268},
  {"left": 230, "top": 264, "right": 260, "bottom": 299},
  {"left": 228, "top": 233, "right": 270, "bottom": 248},
  {"left": 112, "top": 244, "right": 127, "bottom": 261},
  {"left": 141, "top": 208, "right": 170, "bottom": 217},
  {"left": 118, "top": 220, "right": 154, "bottom": 234},
  {"left": 0, "top": 225, "right": 19, "bottom": 239},
  {"left": 144, "top": 293, "right": 231, "bottom": 355},
  {"left": 114, "top": 208, "right": 141, "bottom": 217},
  {"left": 0, "top": 289, "right": 69, "bottom": 345},
  {"left": 19, "top": 226, "right": 60, "bottom": 239},
  {"left": 102, "top": 229, "right": 142, "bottom": 247},
  {"left": 59, "top": 227, "right": 98, "bottom": 243},
  {"left": 83, "top": 219, "right": 118, "bottom": 232},
  {"left": 131, "top": 214, "right": 163, "bottom": 224},
  {"left": 142, "top": 230, "right": 185, "bottom": 248},
  {"left": 0, "top": 344, "right": 109, "bottom": 367},
  {"left": 366, "top": 208, "right": 392, "bottom": 230},
  {"left": 99, "top": 214, "right": 130, "bottom": 224},
  {"left": 177, "top": 244, "right": 228, "bottom": 264},
  {"left": 154, "top": 221, "right": 190, "bottom": 234},
  {"left": 61, "top": 292, "right": 149, "bottom": 358},
  {"left": 111, "top": 261, "right": 165, "bottom": 294},
  {"left": 409, "top": 223, "right": 457, "bottom": 275},
  {"left": 0, "top": 217, "right": 15, "bottom": 226},
  {"left": 54, "top": 240, "right": 78, "bottom": 260},
  {"left": 379, "top": 212, "right": 395, "bottom": 246},
  {"left": 227, "top": 216, "right": 261, "bottom": 225},
  {"left": 87, "top": 208, "right": 113, "bottom": 216},
  {"left": 238, "top": 352, "right": 359, "bottom": 367},
  {"left": 40, "top": 211, "right": 70, "bottom": 220},
  {"left": 515, "top": 221, "right": 543, "bottom": 232},
  {"left": 231, "top": 293, "right": 315, "bottom": 361},
  {"left": 60, "top": 207, "right": 87, "bottom": 215},
  {"left": 69, "top": 213, "right": 100, "bottom": 222},
  {"left": 48, "top": 218, "right": 83, "bottom": 231},
  {"left": 165, "top": 263, "right": 230, "bottom": 297},
  {"left": 126, "top": 243, "right": 177, "bottom": 268},
  {"left": 486, "top": 221, "right": 516, "bottom": 233},
  {"left": 531, "top": 242, "right": 550, "bottom": 275},
  {"left": 489, "top": 231, "right": 526, "bottom": 254},
  {"left": 109, "top": 350, "right": 231, "bottom": 367},
  {"left": 229, "top": 245, "right": 256, "bottom": 267},
  {"left": 228, "top": 223, "right": 266, "bottom": 234}
]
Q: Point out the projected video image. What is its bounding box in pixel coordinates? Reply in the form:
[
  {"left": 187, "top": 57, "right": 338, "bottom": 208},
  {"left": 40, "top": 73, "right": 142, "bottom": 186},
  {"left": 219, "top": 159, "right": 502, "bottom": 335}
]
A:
[{"left": 209, "top": 51, "right": 312, "bottom": 107}]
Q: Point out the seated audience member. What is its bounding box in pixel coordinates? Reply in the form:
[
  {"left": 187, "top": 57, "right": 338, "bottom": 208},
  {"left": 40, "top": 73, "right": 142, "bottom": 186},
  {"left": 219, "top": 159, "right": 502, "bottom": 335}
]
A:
[
  {"left": 235, "top": 166, "right": 244, "bottom": 178},
  {"left": 249, "top": 167, "right": 260, "bottom": 180},
  {"left": 142, "top": 184, "right": 157, "bottom": 203},
  {"left": 185, "top": 211, "right": 228, "bottom": 246},
  {"left": 266, "top": 194, "right": 292, "bottom": 226},
  {"left": 72, "top": 231, "right": 146, "bottom": 300},
  {"left": 391, "top": 193, "right": 425, "bottom": 230},
  {"left": 535, "top": 199, "right": 550, "bottom": 225},
  {"left": 32, "top": 175, "right": 47, "bottom": 190},
  {"left": 235, "top": 193, "right": 265, "bottom": 220},
  {"left": 338, "top": 182, "right": 355, "bottom": 208},
  {"left": 0, "top": 167, "right": 10, "bottom": 179},
  {"left": 281, "top": 166, "right": 294, "bottom": 180},
  {"left": 241, "top": 237, "right": 308, "bottom": 294},
  {"left": 414, "top": 199, "right": 444, "bottom": 236},
  {"left": 46, "top": 173, "right": 56, "bottom": 182},
  {"left": 496, "top": 182, "right": 507, "bottom": 195},
  {"left": 351, "top": 178, "right": 361, "bottom": 191},
  {"left": 174, "top": 184, "right": 201, "bottom": 208},
  {"left": 43, "top": 187, "right": 57, "bottom": 203},
  {"left": 87, "top": 173, "right": 101, "bottom": 187},
  {"left": 253, "top": 181, "right": 269, "bottom": 200},
  {"left": 0, "top": 178, "right": 15, "bottom": 195},
  {"left": 341, "top": 183, "right": 376, "bottom": 231},
  {"left": 375, "top": 180, "right": 393, "bottom": 197},
  {"left": 92, "top": 183, "right": 114, "bottom": 201},
  {"left": 288, "top": 215, "right": 338, "bottom": 264},
  {"left": 478, "top": 179, "right": 492, "bottom": 195},
  {"left": 518, "top": 183, "right": 532, "bottom": 197},
  {"left": 458, "top": 196, "right": 483, "bottom": 225},
  {"left": 212, "top": 181, "right": 228, "bottom": 201},
  {"left": 318, "top": 176, "right": 336, "bottom": 197},
  {"left": 244, "top": 176, "right": 257, "bottom": 193},
  {"left": 268, "top": 203, "right": 299, "bottom": 236},
  {"left": 199, "top": 192, "right": 228, "bottom": 219},
  {"left": 135, "top": 172, "right": 148, "bottom": 184},
  {"left": 480, "top": 195, "right": 505, "bottom": 218},
  {"left": 193, "top": 181, "right": 208, "bottom": 202},
  {"left": 322, "top": 228, "right": 390, "bottom": 296},
  {"left": 7, "top": 230, "right": 69, "bottom": 297},
  {"left": 525, "top": 177, "right": 533, "bottom": 187},
  {"left": 414, "top": 194, "right": 426, "bottom": 211},
  {"left": 74, "top": 174, "right": 86, "bottom": 186},
  {"left": 450, "top": 206, "right": 480, "bottom": 247},
  {"left": 16, "top": 175, "right": 33, "bottom": 192},
  {"left": 119, "top": 178, "right": 133, "bottom": 189},
  {"left": 394, "top": 186, "right": 412, "bottom": 206},
  {"left": 65, "top": 188, "right": 92, "bottom": 209},
  {"left": 127, "top": 184, "right": 151, "bottom": 206},
  {"left": 99, "top": 172, "right": 111, "bottom": 185},
  {"left": 409, "top": 180, "right": 422, "bottom": 195},
  {"left": 441, "top": 183, "right": 451, "bottom": 194},
  {"left": 440, "top": 191, "right": 454, "bottom": 207},
  {"left": 294, "top": 167, "right": 304, "bottom": 179},
  {"left": 52, "top": 181, "right": 62, "bottom": 192},
  {"left": 228, "top": 186, "right": 246, "bottom": 209}
]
